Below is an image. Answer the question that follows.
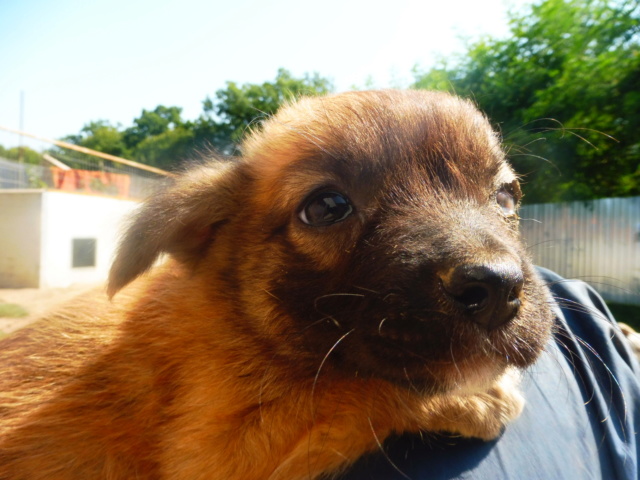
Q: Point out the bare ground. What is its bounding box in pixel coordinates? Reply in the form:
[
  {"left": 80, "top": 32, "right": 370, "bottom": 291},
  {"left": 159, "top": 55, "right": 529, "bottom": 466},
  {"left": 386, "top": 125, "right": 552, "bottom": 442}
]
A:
[{"left": 0, "top": 283, "right": 102, "bottom": 334}]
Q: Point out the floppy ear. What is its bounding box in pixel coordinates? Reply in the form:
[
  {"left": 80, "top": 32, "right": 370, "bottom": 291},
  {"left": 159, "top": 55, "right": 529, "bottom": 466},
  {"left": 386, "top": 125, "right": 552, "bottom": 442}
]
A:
[{"left": 107, "top": 161, "right": 246, "bottom": 297}]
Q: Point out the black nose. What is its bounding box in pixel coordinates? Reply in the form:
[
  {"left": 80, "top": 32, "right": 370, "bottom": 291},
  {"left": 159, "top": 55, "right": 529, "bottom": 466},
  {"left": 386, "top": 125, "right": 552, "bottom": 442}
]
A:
[{"left": 440, "top": 262, "right": 524, "bottom": 330}]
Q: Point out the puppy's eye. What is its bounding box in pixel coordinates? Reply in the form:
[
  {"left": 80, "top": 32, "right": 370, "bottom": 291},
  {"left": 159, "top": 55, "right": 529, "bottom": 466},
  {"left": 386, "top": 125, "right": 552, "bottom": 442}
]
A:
[
  {"left": 299, "top": 191, "right": 353, "bottom": 226},
  {"left": 496, "top": 190, "right": 516, "bottom": 216}
]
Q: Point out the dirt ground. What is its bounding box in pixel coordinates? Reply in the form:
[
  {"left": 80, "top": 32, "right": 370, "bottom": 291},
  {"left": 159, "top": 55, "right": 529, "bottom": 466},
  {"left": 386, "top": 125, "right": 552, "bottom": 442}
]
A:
[{"left": 0, "top": 283, "right": 102, "bottom": 334}]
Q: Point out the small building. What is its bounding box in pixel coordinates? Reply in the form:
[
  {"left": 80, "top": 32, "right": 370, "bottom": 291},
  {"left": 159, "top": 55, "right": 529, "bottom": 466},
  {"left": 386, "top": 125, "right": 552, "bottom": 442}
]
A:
[{"left": 0, "top": 190, "right": 138, "bottom": 288}]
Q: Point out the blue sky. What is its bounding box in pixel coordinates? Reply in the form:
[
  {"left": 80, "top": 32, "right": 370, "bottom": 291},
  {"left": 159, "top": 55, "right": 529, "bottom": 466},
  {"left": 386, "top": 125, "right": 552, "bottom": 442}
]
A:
[{"left": 0, "top": 0, "right": 521, "bottom": 149}]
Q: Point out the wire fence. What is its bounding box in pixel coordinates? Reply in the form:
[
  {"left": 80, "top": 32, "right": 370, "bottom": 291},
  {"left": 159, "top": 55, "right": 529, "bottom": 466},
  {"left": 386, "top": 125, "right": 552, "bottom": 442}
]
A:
[{"left": 0, "top": 127, "right": 167, "bottom": 199}]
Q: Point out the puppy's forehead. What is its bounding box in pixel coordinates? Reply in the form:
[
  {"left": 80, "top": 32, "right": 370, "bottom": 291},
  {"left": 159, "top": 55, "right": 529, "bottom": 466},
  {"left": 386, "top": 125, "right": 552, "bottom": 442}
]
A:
[{"left": 242, "top": 90, "right": 511, "bottom": 197}]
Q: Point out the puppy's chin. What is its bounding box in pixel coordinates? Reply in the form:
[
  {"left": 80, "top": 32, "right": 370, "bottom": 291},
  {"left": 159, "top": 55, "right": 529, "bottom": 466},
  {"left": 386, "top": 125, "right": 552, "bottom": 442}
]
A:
[
  {"left": 338, "top": 334, "right": 510, "bottom": 394},
  {"left": 304, "top": 303, "right": 549, "bottom": 394}
]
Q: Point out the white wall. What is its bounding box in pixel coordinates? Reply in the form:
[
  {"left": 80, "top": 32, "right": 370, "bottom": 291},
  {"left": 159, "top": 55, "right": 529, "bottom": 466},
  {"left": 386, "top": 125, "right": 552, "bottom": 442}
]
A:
[
  {"left": 0, "top": 191, "right": 43, "bottom": 287},
  {"left": 39, "top": 191, "right": 138, "bottom": 288}
]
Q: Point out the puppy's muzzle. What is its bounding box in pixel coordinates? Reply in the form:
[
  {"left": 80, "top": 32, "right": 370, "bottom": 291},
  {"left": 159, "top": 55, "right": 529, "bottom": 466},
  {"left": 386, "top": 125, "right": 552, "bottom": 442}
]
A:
[{"left": 441, "top": 261, "right": 524, "bottom": 330}]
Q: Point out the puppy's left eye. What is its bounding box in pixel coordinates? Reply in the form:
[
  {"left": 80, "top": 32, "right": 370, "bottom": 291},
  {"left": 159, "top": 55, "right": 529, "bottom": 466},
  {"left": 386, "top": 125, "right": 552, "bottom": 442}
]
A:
[
  {"left": 496, "top": 190, "right": 516, "bottom": 216},
  {"left": 299, "top": 191, "right": 354, "bottom": 226}
]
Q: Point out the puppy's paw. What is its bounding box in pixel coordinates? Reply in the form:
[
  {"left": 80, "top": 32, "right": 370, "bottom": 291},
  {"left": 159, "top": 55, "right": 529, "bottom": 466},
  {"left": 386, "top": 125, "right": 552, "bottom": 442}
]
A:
[
  {"left": 460, "top": 370, "right": 525, "bottom": 440},
  {"left": 423, "top": 368, "right": 524, "bottom": 441},
  {"left": 619, "top": 322, "right": 640, "bottom": 360}
]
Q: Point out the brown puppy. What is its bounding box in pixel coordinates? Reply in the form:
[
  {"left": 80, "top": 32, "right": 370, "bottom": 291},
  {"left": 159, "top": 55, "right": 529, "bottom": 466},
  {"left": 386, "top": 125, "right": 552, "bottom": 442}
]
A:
[{"left": 0, "top": 90, "right": 555, "bottom": 479}]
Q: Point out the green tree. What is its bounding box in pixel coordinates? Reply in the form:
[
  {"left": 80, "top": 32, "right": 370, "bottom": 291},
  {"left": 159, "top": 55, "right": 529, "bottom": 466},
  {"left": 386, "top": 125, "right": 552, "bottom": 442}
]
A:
[
  {"left": 133, "top": 127, "right": 196, "bottom": 169},
  {"left": 203, "top": 68, "right": 334, "bottom": 150},
  {"left": 0, "top": 144, "right": 43, "bottom": 165},
  {"left": 123, "top": 106, "right": 184, "bottom": 149},
  {"left": 65, "top": 120, "right": 130, "bottom": 158},
  {"left": 413, "top": 0, "right": 640, "bottom": 203}
]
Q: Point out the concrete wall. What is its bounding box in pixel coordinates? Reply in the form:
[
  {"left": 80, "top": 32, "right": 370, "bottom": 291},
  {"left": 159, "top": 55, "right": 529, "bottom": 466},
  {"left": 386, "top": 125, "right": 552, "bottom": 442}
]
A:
[
  {"left": 0, "top": 190, "right": 138, "bottom": 288},
  {"left": 0, "top": 191, "right": 43, "bottom": 287},
  {"left": 39, "top": 191, "right": 138, "bottom": 288}
]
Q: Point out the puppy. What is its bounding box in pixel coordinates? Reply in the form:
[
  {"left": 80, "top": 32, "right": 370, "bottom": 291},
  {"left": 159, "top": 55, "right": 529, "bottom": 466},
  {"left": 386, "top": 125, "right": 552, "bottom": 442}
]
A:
[{"left": 0, "top": 90, "right": 555, "bottom": 479}]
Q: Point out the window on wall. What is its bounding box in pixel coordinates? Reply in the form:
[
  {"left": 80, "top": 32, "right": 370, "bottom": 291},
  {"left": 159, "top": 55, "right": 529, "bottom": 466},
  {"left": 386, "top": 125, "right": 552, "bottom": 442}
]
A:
[{"left": 72, "top": 238, "right": 97, "bottom": 268}]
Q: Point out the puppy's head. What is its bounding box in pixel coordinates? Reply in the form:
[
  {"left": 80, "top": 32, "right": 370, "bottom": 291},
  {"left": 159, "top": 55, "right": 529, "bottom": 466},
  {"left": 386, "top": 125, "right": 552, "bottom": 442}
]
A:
[{"left": 109, "top": 90, "right": 554, "bottom": 393}]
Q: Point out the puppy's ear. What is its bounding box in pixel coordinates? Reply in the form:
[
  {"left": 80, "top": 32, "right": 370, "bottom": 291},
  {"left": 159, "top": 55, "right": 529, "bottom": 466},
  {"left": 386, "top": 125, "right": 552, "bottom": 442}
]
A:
[{"left": 107, "top": 162, "right": 246, "bottom": 297}]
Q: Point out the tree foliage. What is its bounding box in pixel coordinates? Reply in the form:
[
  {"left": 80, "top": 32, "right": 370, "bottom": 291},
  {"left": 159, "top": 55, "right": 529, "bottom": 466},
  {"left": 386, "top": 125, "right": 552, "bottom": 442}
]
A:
[
  {"left": 122, "top": 106, "right": 184, "bottom": 150},
  {"left": 60, "top": 69, "right": 333, "bottom": 170},
  {"left": 64, "top": 120, "right": 130, "bottom": 158},
  {"left": 413, "top": 0, "right": 640, "bottom": 203},
  {"left": 0, "top": 145, "right": 43, "bottom": 165},
  {"left": 206, "top": 68, "right": 333, "bottom": 146},
  {"left": 133, "top": 127, "right": 196, "bottom": 169}
]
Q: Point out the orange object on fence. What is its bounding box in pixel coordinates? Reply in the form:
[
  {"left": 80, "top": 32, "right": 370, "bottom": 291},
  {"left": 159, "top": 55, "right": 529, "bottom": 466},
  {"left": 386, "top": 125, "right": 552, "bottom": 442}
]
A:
[{"left": 50, "top": 168, "right": 131, "bottom": 197}]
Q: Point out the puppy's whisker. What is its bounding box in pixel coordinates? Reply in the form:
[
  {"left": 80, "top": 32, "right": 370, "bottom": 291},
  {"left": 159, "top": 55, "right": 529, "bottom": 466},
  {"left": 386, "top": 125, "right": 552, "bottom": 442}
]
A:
[
  {"left": 367, "top": 417, "right": 412, "bottom": 480},
  {"left": 353, "top": 285, "right": 381, "bottom": 294},
  {"left": 403, "top": 367, "right": 422, "bottom": 396},
  {"left": 315, "top": 293, "right": 366, "bottom": 299},
  {"left": 313, "top": 293, "right": 365, "bottom": 309},
  {"left": 549, "top": 296, "right": 627, "bottom": 334},
  {"left": 573, "top": 336, "right": 627, "bottom": 431},
  {"left": 449, "top": 341, "right": 463, "bottom": 381},
  {"left": 378, "top": 317, "right": 388, "bottom": 335},
  {"left": 311, "top": 329, "right": 355, "bottom": 419},
  {"left": 553, "top": 324, "right": 628, "bottom": 440},
  {"left": 262, "top": 288, "right": 284, "bottom": 302},
  {"left": 553, "top": 333, "right": 595, "bottom": 403},
  {"left": 258, "top": 317, "right": 330, "bottom": 338},
  {"left": 383, "top": 292, "right": 401, "bottom": 303}
]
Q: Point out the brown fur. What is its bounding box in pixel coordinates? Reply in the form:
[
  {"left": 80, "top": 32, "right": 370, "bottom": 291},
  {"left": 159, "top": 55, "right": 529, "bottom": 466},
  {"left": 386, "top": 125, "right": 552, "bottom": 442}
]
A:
[{"left": 0, "top": 90, "right": 555, "bottom": 479}]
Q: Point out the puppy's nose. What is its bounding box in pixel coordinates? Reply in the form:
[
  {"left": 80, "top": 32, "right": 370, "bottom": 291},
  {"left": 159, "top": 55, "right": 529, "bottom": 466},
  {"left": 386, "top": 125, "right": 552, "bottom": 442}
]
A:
[{"left": 440, "top": 262, "right": 524, "bottom": 330}]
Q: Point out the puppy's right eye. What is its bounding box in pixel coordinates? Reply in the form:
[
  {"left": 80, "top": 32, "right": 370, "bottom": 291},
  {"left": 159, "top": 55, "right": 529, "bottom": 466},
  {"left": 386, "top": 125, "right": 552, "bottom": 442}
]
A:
[{"left": 299, "top": 191, "right": 353, "bottom": 226}]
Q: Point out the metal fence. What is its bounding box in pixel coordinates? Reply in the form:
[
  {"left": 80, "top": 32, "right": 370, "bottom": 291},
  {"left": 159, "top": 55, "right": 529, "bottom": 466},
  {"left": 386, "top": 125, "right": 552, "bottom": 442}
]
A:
[
  {"left": 0, "top": 127, "right": 168, "bottom": 200},
  {"left": 0, "top": 157, "right": 47, "bottom": 189},
  {"left": 520, "top": 196, "right": 640, "bottom": 305},
  {"left": 0, "top": 156, "right": 165, "bottom": 200}
]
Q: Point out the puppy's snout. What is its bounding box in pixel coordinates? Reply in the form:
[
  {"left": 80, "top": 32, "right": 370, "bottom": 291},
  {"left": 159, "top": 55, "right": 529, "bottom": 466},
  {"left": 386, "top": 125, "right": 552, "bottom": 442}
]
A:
[{"left": 441, "top": 262, "right": 524, "bottom": 330}]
